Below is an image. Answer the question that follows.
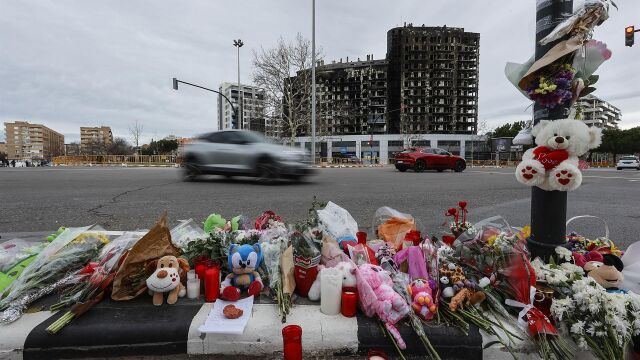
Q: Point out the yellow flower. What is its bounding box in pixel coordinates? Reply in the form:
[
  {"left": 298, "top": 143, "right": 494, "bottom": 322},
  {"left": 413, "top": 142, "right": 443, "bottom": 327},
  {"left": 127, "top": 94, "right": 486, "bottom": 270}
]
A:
[
  {"left": 519, "top": 226, "right": 531, "bottom": 240},
  {"left": 487, "top": 235, "right": 498, "bottom": 246}
]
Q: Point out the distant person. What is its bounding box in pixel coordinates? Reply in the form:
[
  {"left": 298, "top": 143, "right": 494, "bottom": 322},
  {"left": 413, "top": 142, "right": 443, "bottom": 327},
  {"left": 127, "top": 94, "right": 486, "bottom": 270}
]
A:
[{"left": 11, "top": 160, "right": 16, "bottom": 167}]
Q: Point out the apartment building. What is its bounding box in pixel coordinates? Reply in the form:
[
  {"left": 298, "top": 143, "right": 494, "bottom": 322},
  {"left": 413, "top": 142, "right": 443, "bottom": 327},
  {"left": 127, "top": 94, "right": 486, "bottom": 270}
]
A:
[
  {"left": 4, "top": 121, "right": 64, "bottom": 161},
  {"left": 80, "top": 126, "right": 113, "bottom": 154},
  {"left": 575, "top": 94, "right": 621, "bottom": 129},
  {"left": 217, "top": 83, "right": 270, "bottom": 135}
]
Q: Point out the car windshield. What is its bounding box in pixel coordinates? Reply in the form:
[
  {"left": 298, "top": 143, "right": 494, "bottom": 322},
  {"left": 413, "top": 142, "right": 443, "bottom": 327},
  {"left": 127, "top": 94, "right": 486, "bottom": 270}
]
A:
[
  {"left": 620, "top": 156, "right": 637, "bottom": 160},
  {"left": 239, "top": 131, "right": 272, "bottom": 144}
]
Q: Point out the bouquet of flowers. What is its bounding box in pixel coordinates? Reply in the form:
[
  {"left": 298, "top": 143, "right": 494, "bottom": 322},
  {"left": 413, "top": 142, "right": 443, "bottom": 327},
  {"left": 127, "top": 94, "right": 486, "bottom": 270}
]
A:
[
  {"left": 526, "top": 64, "right": 576, "bottom": 109},
  {"left": 551, "top": 277, "right": 640, "bottom": 360},
  {"left": 445, "top": 201, "right": 474, "bottom": 239},
  {"left": 260, "top": 219, "right": 293, "bottom": 323},
  {"left": 46, "top": 232, "right": 143, "bottom": 333},
  {"left": 0, "top": 226, "right": 109, "bottom": 323}
]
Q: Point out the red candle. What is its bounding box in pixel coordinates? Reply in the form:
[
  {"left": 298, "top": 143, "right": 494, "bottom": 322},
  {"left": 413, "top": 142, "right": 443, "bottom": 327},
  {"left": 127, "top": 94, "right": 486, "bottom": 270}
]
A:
[
  {"left": 341, "top": 290, "right": 357, "bottom": 317},
  {"left": 282, "top": 325, "right": 302, "bottom": 360},
  {"left": 204, "top": 267, "right": 220, "bottom": 302},
  {"left": 194, "top": 259, "right": 207, "bottom": 282},
  {"left": 356, "top": 231, "right": 367, "bottom": 245}
]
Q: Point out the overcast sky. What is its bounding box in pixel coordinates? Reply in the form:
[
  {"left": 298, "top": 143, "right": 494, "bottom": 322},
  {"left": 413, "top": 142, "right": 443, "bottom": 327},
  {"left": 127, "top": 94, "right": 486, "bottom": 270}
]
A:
[{"left": 1, "top": 0, "right": 639, "bottom": 144}]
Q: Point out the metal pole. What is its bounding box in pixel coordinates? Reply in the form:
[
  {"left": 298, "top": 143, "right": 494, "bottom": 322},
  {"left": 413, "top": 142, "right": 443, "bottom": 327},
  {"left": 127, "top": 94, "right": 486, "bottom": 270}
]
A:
[
  {"left": 528, "top": 0, "right": 573, "bottom": 260},
  {"left": 311, "top": 0, "right": 317, "bottom": 164},
  {"left": 237, "top": 44, "right": 242, "bottom": 130}
]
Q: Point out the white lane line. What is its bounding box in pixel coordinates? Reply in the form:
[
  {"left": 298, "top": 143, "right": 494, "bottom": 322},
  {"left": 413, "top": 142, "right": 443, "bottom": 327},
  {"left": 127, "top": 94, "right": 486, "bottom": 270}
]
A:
[{"left": 466, "top": 170, "right": 639, "bottom": 180}]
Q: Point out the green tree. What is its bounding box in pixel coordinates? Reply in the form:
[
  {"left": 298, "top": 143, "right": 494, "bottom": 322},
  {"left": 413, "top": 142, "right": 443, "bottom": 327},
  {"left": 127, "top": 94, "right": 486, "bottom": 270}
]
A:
[
  {"left": 489, "top": 121, "right": 527, "bottom": 138},
  {"left": 596, "top": 127, "right": 640, "bottom": 160}
]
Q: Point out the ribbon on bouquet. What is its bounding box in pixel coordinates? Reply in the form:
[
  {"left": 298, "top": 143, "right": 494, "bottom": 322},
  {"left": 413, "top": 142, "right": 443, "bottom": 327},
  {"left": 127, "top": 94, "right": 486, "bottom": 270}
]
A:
[{"left": 505, "top": 286, "right": 557, "bottom": 336}]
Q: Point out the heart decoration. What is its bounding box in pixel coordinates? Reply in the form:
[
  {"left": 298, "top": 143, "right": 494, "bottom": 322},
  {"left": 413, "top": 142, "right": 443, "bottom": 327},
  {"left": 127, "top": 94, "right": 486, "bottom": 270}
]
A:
[{"left": 532, "top": 147, "right": 569, "bottom": 171}]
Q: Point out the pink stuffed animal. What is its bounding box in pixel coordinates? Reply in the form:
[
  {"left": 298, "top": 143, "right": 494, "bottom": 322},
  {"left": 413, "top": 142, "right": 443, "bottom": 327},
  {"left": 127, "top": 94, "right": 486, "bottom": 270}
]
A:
[
  {"left": 408, "top": 278, "right": 436, "bottom": 320},
  {"left": 356, "top": 263, "right": 410, "bottom": 349}
]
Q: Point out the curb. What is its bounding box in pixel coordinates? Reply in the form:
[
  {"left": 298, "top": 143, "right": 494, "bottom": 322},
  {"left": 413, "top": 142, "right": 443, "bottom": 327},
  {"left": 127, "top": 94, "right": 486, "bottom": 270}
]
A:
[{"left": 0, "top": 295, "right": 482, "bottom": 360}]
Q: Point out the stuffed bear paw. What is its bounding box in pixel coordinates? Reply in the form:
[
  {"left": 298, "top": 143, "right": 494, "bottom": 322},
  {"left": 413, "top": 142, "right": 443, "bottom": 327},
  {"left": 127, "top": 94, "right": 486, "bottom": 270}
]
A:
[
  {"left": 222, "top": 286, "right": 241, "bottom": 301},
  {"left": 247, "top": 280, "right": 262, "bottom": 297},
  {"left": 549, "top": 164, "right": 582, "bottom": 191},
  {"left": 515, "top": 160, "right": 545, "bottom": 186}
]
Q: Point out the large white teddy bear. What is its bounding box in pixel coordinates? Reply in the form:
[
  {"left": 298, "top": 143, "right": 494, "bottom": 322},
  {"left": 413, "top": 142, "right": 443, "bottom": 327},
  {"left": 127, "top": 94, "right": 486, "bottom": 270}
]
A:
[{"left": 515, "top": 119, "right": 602, "bottom": 191}]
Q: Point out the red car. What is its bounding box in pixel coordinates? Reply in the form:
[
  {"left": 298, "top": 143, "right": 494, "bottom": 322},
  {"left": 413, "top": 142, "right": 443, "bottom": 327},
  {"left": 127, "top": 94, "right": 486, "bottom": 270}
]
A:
[{"left": 394, "top": 147, "right": 466, "bottom": 173}]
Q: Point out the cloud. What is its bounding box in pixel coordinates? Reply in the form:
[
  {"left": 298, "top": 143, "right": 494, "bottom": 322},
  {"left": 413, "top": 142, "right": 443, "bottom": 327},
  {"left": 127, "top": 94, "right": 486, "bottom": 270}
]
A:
[{"left": 1, "top": 0, "right": 639, "bottom": 144}]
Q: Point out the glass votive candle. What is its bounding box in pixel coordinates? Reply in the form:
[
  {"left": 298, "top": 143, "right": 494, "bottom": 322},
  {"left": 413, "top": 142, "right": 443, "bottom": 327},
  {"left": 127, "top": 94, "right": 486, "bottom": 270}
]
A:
[
  {"left": 187, "top": 270, "right": 196, "bottom": 281},
  {"left": 282, "top": 325, "right": 302, "bottom": 360},
  {"left": 341, "top": 290, "right": 357, "bottom": 317},
  {"left": 186, "top": 278, "right": 200, "bottom": 299},
  {"left": 367, "top": 349, "right": 388, "bottom": 360}
]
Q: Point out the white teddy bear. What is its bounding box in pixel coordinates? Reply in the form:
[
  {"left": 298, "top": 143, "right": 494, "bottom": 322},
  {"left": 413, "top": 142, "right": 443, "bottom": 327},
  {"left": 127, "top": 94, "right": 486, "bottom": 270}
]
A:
[
  {"left": 515, "top": 119, "right": 602, "bottom": 191},
  {"left": 308, "top": 261, "right": 357, "bottom": 301}
]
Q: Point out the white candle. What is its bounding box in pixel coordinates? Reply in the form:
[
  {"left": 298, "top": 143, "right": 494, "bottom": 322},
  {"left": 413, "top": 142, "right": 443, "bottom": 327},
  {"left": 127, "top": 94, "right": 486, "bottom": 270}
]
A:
[
  {"left": 320, "top": 268, "right": 342, "bottom": 315},
  {"left": 187, "top": 270, "right": 196, "bottom": 280},
  {"left": 187, "top": 278, "right": 200, "bottom": 299},
  {"left": 369, "top": 356, "right": 385, "bottom": 360}
]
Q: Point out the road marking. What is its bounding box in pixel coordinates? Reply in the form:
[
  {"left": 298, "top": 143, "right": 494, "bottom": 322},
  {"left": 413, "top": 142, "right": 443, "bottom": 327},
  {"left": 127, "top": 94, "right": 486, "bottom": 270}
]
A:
[{"left": 466, "top": 170, "right": 639, "bottom": 180}]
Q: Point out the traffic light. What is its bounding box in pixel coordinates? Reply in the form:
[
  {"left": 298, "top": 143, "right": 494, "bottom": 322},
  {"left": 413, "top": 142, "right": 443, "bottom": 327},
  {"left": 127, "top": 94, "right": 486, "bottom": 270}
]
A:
[
  {"left": 626, "top": 26, "right": 635, "bottom": 47},
  {"left": 172, "top": 78, "right": 179, "bottom": 90}
]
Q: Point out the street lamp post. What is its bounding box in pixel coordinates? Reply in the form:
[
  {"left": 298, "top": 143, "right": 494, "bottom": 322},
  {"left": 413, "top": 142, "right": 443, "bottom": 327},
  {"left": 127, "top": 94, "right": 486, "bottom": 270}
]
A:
[
  {"left": 528, "top": 0, "right": 574, "bottom": 261},
  {"left": 311, "top": 0, "right": 316, "bottom": 164},
  {"left": 233, "top": 39, "right": 244, "bottom": 130},
  {"left": 172, "top": 78, "right": 238, "bottom": 130}
]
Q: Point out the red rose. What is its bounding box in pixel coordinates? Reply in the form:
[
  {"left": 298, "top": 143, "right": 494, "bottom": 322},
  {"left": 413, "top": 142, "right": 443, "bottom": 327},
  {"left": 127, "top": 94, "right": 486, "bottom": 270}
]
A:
[
  {"left": 458, "top": 201, "right": 467, "bottom": 209},
  {"left": 447, "top": 208, "right": 458, "bottom": 216},
  {"left": 442, "top": 235, "right": 456, "bottom": 246}
]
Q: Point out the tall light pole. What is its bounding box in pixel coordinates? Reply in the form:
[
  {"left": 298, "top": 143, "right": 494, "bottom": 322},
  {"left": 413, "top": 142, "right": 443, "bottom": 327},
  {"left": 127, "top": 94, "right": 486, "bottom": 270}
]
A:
[
  {"left": 233, "top": 39, "right": 244, "bottom": 130},
  {"left": 311, "top": 0, "right": 317, "bottom": 164},
  {"left": 528, "top": 0, "right": 573, "bottom": 261}
]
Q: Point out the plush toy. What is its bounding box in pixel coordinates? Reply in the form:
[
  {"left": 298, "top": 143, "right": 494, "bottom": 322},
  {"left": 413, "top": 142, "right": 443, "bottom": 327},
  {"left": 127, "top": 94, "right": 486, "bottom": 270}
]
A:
[
  {"left": 515, "top": 119, "right": 602, "bottom": 191},
  {"left": 221, "top": 244, "right": 264, "bottom": 301},
  {"left": 308, "top": 261, "right": 357, "bottom": 301},
  {"left": 584, "top": 253, "right": 626, "bottom": 293},
  {"left": 407, "top": 278, "right": 436, "bottom": 320},
  {"left": 356, "top": 263, "right": 410, "bottom": 349},
  {"left": 145, "top": 256, "right": 190, "bottom": 306}
]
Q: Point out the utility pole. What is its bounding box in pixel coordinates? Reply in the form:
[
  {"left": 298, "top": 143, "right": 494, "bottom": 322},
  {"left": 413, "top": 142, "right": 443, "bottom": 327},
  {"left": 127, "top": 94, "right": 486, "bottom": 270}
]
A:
[
  {"left": 311, "top": 0, "right": 317, "bottom": 164},
  {"left": 528, "top": 0, "right": 573, "bottom": 260},
  {"left": 234, "top": 39, "right": 244, "bottom": 130}
]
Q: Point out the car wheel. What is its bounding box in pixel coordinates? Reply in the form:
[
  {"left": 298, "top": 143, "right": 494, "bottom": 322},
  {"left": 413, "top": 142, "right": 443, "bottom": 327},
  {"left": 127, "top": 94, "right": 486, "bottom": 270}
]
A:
[
  {"left": 454, "top": 160, "right": 466, "bottom": 173},
  {"left": 256, "top": 158, "right": 279, "bottom": 184},
  {"left": 396, "top": 166, "right": 407, "bottom": 172},
  {"left": 617, "top": 167, "right": 622, "bottom": 170},
  {"left": 437, "top": 169, "right": 444, "bottom": 172},
  {"left": 182, "top": 163, "right": 200, "bottom": 181},
  {"left": 414, "top": 160, "right": 426, "bottom": 173}
]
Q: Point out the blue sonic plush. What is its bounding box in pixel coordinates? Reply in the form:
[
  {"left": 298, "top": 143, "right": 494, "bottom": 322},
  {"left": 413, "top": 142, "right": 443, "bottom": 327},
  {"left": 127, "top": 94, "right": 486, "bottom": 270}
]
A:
[{"left": 221, "top": 244, "right": 264, "bottom": 301}]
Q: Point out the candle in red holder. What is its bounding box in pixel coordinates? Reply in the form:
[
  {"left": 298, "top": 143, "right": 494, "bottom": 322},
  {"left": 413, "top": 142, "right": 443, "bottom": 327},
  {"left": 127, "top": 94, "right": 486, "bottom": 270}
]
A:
[
  {"left": 194, "top": 258, "right": 208, "bottom": 287},
  {"left": 356, "top": 231, "right": 367, "bottom": 245},
  {"left": 341, "top": 290, "right": 357, "bottom": 317},
  {"left": 282, "top": 325, "right": 302, "bottom": 360},
  {"left": 204, "top": 263, "right": 220, "bottom": 302},
  {"left": 367, "top": 349, "right": 388, "bottom": 360}
]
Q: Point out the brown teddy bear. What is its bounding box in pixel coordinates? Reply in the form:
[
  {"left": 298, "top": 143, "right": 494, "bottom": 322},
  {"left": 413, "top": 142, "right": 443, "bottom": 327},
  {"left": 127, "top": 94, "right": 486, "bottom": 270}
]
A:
[{"left": 145, "top": 256, "right": 190, "bottom": 306}]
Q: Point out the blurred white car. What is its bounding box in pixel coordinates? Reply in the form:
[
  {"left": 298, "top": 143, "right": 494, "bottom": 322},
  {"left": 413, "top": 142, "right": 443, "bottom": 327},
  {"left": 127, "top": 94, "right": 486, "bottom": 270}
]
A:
[
  {"left": 182, "top": 130, "right": 313, "bottom": 182},
  {"left": 616, "top": 156, "right": 640, "bottom": 170}
]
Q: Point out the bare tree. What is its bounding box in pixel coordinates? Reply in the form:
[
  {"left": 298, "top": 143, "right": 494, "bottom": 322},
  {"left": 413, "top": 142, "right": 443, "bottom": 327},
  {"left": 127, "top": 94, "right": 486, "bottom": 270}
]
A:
[
  {"left": 107, "top": 137, "right": 134, "bottom": 155},
  {"left": 128, "top": 120, "right": 144, "bottom": 150},
  {"left": 252, "top": 33, "right": 322, "bottom": 144}
]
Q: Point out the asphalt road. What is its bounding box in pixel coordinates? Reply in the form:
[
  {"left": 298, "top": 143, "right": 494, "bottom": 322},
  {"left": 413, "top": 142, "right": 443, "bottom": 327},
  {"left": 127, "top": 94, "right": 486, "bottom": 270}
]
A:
[{"left": 0, "top": 166, "right": 638, "bottom": 248}]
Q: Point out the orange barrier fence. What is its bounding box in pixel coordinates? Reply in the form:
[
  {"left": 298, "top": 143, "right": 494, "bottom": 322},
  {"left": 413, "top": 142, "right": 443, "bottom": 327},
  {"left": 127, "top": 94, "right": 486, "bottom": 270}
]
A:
[{"left": 53, "top": 155, "right": 177, "bottom": 166}]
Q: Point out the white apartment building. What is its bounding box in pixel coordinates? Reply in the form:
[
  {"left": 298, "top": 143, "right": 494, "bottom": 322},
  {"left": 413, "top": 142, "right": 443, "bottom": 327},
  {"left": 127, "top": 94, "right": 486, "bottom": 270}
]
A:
[
  {"left": 574, "top": 94, "right": 621, "bottom": 129},
  {"left": 217, "top": 83, "right": 270, "bottom": 134}
]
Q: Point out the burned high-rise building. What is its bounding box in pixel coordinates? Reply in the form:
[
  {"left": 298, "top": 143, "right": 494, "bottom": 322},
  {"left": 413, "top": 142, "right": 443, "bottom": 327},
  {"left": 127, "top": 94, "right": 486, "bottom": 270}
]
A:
[
  {"left": 289, "top": 24, "right": 479, "bottom": 136},
  {"left": 387, "top": 25, "right": 479, "bottom": 134}
]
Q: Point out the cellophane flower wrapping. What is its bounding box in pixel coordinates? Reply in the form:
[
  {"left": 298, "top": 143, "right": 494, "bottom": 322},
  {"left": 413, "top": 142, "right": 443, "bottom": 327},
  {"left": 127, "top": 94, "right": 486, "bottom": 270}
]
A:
[
  {"left": 55, "top": 232, "right": 144, "bottom": 309},
  {"left": 0, "top": 226, "right": 109, "bottom": 323}
]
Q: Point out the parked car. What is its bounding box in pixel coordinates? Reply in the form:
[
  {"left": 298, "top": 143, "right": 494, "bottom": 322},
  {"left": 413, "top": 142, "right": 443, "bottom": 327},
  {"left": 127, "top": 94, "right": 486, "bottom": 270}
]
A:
[
  {"left": 616, "top": 155, "right": 640, "bottom": 170},
  {"left": 394, "top": 147, "right": 466, "bottom": 173},
  {"left": 182, "top": 130, "right": 312, "bottom": 182}
]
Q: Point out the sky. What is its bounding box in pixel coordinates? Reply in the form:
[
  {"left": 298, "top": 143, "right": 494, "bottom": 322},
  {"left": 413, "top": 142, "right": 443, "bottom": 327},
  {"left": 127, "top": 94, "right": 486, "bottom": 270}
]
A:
[{"left": 1, "top": 0, "right": 639, "bottom": 144}]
